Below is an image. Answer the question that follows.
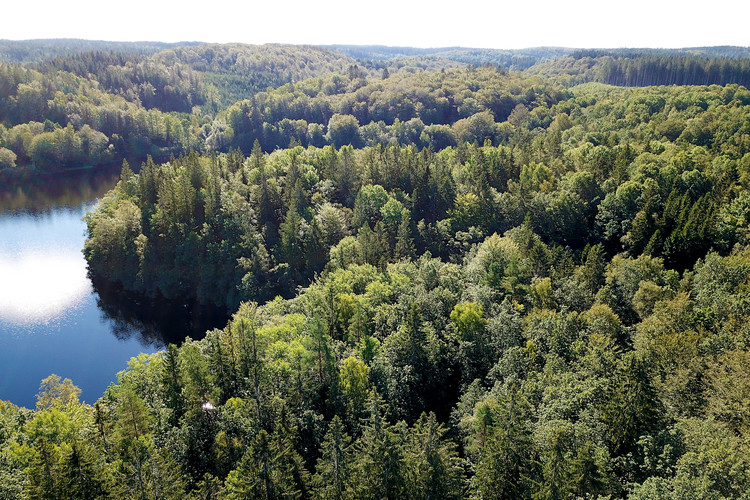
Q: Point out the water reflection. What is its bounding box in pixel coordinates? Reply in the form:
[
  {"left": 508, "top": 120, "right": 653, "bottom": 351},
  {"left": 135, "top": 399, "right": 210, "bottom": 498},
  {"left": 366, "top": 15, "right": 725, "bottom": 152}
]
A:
[
  {"left": 0, "top": 167, "right": 121, "bottom": 214},
  {"left": 0, "top": 249, "right": 90, "bottom": 325},
  {"left": 91, "top": 275, "right": 227, "bottom": 346}
]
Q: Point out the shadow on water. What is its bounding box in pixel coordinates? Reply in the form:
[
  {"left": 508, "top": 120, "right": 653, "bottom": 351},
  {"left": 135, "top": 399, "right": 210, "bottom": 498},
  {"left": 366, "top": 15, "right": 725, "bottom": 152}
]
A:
[{"left": 91, "top": 274, "right": 230, "bottom": 348}]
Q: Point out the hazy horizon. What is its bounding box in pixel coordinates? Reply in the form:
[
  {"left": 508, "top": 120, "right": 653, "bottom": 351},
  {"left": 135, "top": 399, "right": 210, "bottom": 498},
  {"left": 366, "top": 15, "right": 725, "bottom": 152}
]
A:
[
  {"left": 1, "top": 38, "right": 747, "bottom": 54},
  {"left": 4, "top": 0, "right": 749, "bottom": 51}
]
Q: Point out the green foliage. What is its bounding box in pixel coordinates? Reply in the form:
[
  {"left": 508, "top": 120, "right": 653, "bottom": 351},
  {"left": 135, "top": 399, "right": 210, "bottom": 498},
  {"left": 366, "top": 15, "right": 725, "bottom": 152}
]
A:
[
  {"left": 224, "top": 428, "right": 308, "bottom": 499},
  {"left": 401, "top": 412, "right": 465, "bottom": 499},
  {"left": 9, "top": 41, "right": 750, "bottom": 499},
  {"left": 469, "top": 395, "right": 538, "bottom": 499},
  {"left": 339, "top": 357, "right": 369, "bottom": 421},
  {"left": 0, "top": 146, "right": 16, "bottom": 168},
  {"left": 35, "top": 375, "right": 81, "bottom": 410},
  {"left": 327, "top": 114, "right": 362, "bottom": 148}
]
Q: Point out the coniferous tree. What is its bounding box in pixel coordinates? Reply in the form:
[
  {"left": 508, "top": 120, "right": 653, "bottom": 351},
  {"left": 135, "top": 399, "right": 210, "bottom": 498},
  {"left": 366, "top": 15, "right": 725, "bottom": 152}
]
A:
[{"left": 311, "top": 416, "right": 352, "bottom": 500}]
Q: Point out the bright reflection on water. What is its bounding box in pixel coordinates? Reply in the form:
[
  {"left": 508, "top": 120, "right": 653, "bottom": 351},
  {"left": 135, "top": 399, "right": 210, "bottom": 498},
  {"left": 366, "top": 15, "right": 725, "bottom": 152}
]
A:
[
  {"left": 0, "top": 203, "right": 96, "bottom": 326},
  {"left": 0, "top": 246, "right": 91, "bottom": 325}
]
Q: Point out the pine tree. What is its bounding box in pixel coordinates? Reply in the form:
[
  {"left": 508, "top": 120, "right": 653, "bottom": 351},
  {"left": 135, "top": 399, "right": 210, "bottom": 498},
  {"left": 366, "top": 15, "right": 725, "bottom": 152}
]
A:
[
  {"left": 162, "top": 343, "right": 184, "bottom": 426},
  {"left": 311, "top": 416, "right": 352, "bottom": 500},
  {"left": 602, "top": 352, "right": 662, "bottom": 464},
  {"left": 394, "top": 216, "right": 415, "bottom": 260},
  {"left": 304, "top": 216, "right": 328, "bottom": 279},
  {"left": 401, "top": 413, "right": 464, "bottom": 500},
  {"left": 25, "top": 439, "right": 59, "bottom": 500},
  {"left": 348, "top": 394, "right": 405, "bottom": 500},
  {"left": 224, "top": 427, "right": 308, "bottom": 499},
  {"left": 471, "top": 395, "right": 538, "bottom": 500},
  {"left": 278, "top": 197, "right": 304, "bottom": 292},
  {"left": 57, "top": 441, "right": 108, "bottom": 500},
  {"left": 113, "top": 386, "right": 153, "bottom": 500}
]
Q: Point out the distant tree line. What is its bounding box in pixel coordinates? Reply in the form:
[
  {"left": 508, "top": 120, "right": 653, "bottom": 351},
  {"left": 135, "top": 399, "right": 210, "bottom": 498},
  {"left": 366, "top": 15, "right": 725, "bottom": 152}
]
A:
[{"left": 537, "top": 50, "right": 750, "bottom": 87}]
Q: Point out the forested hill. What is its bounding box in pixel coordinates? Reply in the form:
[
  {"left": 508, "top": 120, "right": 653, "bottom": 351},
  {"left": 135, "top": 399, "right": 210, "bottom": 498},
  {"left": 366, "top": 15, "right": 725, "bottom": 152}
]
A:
[
  {"left": 3, "top": 40, "right": 750, "bottom": 172},
  {"left": 158, "top": 44, "right": 358, "bottom": 105},
  {"left": 0, "top": 43, "right": 358, "bottom": 169},
  {"left": 203, "top": 65, "right": 566, "bottom": 153},
  {"left": 31, "top": 43, "right": 359, "bottom": 111},
  {"left": 582, "top": 46, "right": 750, "bottom": 59},
  {"left": 4, "top": 41, "right": 750, "bottom": 498}
]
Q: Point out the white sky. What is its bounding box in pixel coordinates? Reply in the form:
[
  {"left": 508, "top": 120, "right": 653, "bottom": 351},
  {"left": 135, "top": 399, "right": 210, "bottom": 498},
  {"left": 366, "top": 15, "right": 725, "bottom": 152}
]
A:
[{"left": 3, "top": 0, "right": 749, "bottom": 49}]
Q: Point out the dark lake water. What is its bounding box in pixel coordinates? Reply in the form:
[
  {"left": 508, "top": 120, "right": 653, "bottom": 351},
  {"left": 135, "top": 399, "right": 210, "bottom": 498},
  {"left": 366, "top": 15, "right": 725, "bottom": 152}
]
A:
[{"left": 0, "top": 167, "right": 226, "bottom": 408}]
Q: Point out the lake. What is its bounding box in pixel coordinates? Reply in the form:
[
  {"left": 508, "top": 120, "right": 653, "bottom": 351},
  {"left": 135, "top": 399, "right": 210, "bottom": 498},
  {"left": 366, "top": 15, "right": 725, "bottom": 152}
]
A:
[{"left": 0, "top": 167, "right": 227, "bottom": 409}]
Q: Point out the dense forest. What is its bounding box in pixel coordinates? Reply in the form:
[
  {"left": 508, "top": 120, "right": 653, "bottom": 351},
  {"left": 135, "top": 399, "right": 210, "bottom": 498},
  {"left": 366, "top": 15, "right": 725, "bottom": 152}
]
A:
[
  {"left": 530, "top": 51, "right": 750, "bottom": 87},
  {"left": 2, "top": 41, "right": 750, "bottom": 171},
  {"left": 2, "top": 40, "right": 750, "bottom": 498}
]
